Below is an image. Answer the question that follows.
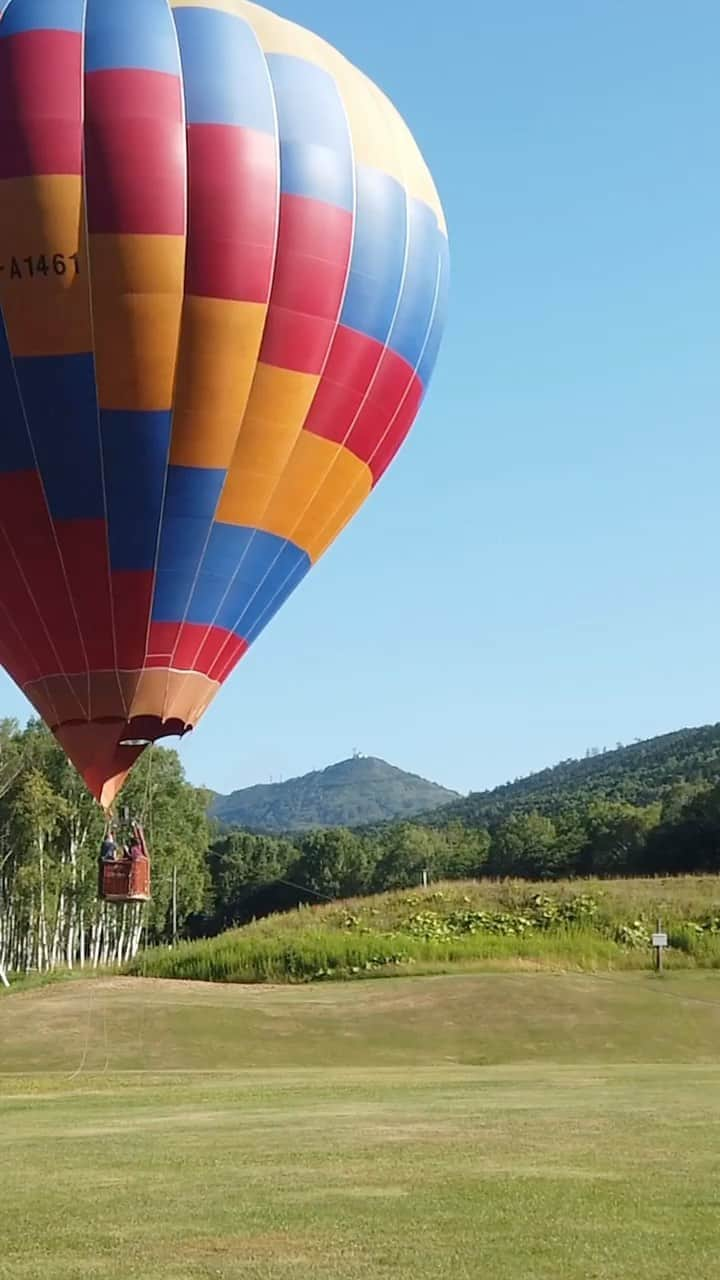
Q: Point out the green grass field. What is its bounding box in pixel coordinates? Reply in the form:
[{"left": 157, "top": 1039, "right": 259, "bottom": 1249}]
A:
[{"left": 2, "top": 972, "right": 720, "bottom": 1278}]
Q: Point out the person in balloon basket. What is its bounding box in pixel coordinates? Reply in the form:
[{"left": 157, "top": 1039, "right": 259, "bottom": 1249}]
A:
[
  {"left": 98, "top": 827, "right": 118, "bottom": 895},
  {"left": 101, "top": 828, "right": 118, "bottom": 863},
  {"left": 128, "top": 823, "right": 147, "bottom": 863}
]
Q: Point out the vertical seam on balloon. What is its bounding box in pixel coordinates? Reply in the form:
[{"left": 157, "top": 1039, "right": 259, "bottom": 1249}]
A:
[
  {"left": 210, "top": 69, "right": 413, "bottom": 674},
  {"left": 0, "top": 317, "right": 90, "bottom": 718},
  {"left": 0, "top": 458, "right": 87, "bottom": 716},
  {"left": 0, "top": 292, "right": 63, "bottom": 718},
  {"left": 79, "top": 0, "right": 128, "bottom": 724},
  {"left": 0, "top": 559, "right": 62, "bottom": 724},
  {"left": 22, "top": 679, "right": 62, "bottom": 729},
  {"left": 0, "top": 528, "right": 62, "bottom": 722},
  {"left": 0, "top": 4, "right": 92, "bottom": 718},
  {"left": 298, "top": 86, "right": 445, "bottom": 557},
  {"left": 226, "top": 250, "right": 440, "bottom": 673},
  {"left": 312, "top": 242, "right": 443, "bottom": 563},
  {"left": 0, "top": 595, "right": 42, "bottom": 682},
  {"left": 157, "top": 12, "right": 280, "bottom": 704},
  {"left": 174, "top": 46, "right": 358, "bottom": 706},
  {"left": 144, "top": 0, "right": 190, "bottom": 729},
  {"left": 254, "top": 240, "right": 444, "bottom": 654},
  {"left": 219, "top": 89, "right": 444, "bottom": 669},
  {"left": 158, "top": 13, "right": 284, "bottom": 717}
]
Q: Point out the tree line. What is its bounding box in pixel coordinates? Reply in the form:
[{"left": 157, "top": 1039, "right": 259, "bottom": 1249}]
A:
[
  {"left": 2, "top": 718, "right": 720, "bottom": 976},
  {"left": 203, "top": 781, "right": 720, "bottom": 931}
]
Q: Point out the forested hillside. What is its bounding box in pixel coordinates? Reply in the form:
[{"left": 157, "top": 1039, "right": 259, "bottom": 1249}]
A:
[
  {"left": 426, "top": 726, "right": 720, "bottom": 826},
  {"left": 211, "top": 755, "right": 458, "bottom": 831}
]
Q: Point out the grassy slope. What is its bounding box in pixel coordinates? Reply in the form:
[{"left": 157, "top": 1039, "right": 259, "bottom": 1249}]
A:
[
  {"left": 131, "top": 875, "right": 720, "bottom": 984},
  {"left": 4, "top": 971, "right": 720, "bottom": 1072},
  {"left": 2, "top": 975, "right": 720, "bottom": 1279},
  {"left": 265, "top": 873, "right": 720, "bottom": 928}
]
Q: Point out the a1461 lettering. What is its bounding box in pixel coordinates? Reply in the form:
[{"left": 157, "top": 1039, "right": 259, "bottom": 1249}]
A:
[{"left": 0, "top": 252, "right": 80, "bottom": 280}]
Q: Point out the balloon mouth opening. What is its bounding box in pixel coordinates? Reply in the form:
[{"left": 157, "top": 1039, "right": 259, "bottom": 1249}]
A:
[{"left": 52, "top": 716, "right": 195, "bottom": 808}]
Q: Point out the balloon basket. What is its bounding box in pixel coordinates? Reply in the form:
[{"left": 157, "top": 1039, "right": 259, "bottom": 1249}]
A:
[{"left": 100, "top": 858, "right": 151, "bottom": 904}]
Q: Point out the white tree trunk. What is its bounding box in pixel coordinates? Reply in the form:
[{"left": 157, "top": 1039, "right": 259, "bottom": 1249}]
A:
[
  {"left": 66, "top": 897, "right": 76, "bottom": 970},
  {"left": 50, "top": 893, "right": 64, "bottom": 969},
  {"left": 91, "top": 910, "right": 103, "bottom": 968},
  {"left": 38, "top": 836, "right": 49, "bottom": 972}
]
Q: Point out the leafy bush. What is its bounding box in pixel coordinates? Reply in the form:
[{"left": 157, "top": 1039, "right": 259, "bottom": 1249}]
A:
[
  {"left": 613, "top": 921, "right": 651, "bottom": 949},
  {"left": 400, "top": 894, "right": 604, "bottom": 942}
]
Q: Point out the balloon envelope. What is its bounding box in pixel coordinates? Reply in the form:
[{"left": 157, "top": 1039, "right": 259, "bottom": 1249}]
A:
[{"left": 0, "top": 0, "right": 448, "bottom": 807}]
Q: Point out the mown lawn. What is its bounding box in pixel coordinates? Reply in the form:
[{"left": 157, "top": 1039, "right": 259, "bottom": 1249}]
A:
[{"left": 2, "top": 973, "right": 720, "bottom": 1279}]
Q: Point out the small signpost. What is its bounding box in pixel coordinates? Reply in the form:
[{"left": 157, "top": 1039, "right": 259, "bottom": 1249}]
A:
[{"left": 652, "top": 919, "right": 668, "bottom": 973}]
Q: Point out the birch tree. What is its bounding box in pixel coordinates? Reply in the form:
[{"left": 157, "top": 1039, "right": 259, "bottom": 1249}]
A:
[{"left": 0, "top": 720, "right": 210, "bottom": 978}]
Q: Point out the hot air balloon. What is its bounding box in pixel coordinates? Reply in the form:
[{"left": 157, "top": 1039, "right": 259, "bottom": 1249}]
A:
[{"left": 0, "top": 0, "right": 449, "bottom": 818}]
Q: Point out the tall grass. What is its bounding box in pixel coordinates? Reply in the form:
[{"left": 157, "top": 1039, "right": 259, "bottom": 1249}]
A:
[
  {"left": 130, "top": 923, "right": 720, "bottom": 985},
  {"left": 126, "top": 875, "right": 720, "bottom": 985}
]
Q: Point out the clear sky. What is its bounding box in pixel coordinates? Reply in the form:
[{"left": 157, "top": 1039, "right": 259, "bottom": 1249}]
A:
[{"left": 2, "top": 0, "right": 720, "bottom": 797}]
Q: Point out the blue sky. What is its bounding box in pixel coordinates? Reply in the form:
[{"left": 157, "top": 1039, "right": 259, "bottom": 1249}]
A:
[{"left": 3, "top": 0, "right": 720, "bottom": 796}]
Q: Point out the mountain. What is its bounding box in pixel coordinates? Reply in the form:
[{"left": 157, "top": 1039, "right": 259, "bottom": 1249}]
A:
[
  {"left": 422, "top": 725, "right": 720, "bottom": 827},
  {"left": 211, "top": 756, "right": 459, "bottom": 832}
]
